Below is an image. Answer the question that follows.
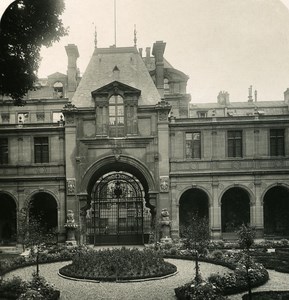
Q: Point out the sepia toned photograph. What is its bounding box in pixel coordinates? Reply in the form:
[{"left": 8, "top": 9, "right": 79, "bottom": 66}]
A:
[{"left": 1, "top": 1, "right": 289, "bottom": 299}]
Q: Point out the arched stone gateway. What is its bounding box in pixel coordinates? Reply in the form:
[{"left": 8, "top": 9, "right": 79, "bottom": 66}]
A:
[
  {"left": 221, "top": 187, "right": 250, "bottom": 237},
  {"left": 28, "top": 192, "right": 58, "bottom": 233},
  {"left": 0, "top": 192, "right": 17, "bottom": 245},
  {"left": 86, "top": 171, "right": 151, "bottom": 245},
  {"left": 80, "top": 156, "right": 157, "bottom": 246},
  {"left": 179, "top": 188, "right": 209, "bottom": 237},
  {"left": 264, "top": 186, "right": 289, "bottom": 237}
]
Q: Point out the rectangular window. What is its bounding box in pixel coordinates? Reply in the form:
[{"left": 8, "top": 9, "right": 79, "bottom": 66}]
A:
[
  {"left": 270, "top": 129, "right": 285, "bottom": 156},
  {"left": 0, "top": 138, "right": 8, "bottom": 164},
  {"left": 228, "top": 130, "right": 242, "bottom": 157},
  {"left": 186, "top": 132, "right": 201, "bottom": 159},
  {"left": 34, "top": 137, "right": 49, "bottom": 163}
]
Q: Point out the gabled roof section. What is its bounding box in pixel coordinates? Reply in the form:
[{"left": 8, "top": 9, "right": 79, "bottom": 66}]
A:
[
  {"left": 91, "top": 81, "right": 141, "bottom": 97},
  {"left": 72, "top": 46, "right": 161, "bottom": 107},
  {"left": 48, "top": 72, "right": 67, "bottom": 79}
]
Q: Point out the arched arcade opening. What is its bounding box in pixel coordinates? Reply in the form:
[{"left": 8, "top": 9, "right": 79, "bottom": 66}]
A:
[
  {"left": 221, "top": 187, "right": 250, "bottom": 236},
  {"left": 264, "top": 186, "right": 289, "bottom": 237},
  {"left": 28, "top": 192, "right": 58, "bottom": 233},
  {"left": 0, "top": 193, "right": 17, "bottom": 245},
  {"left": 179, "top": 188, "right": 209, "bottom": 237}
]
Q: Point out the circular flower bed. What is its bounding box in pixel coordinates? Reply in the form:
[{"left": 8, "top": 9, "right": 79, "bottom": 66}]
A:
[{"left": 59, "top": 247, "right": 177, "bottom": 281}]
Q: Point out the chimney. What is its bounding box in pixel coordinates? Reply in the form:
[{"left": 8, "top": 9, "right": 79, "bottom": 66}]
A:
[
  {"left": 139, "top": 48, "right": 143, "bottom": 57},
  {"left": 254, "top": 90, "right": 257, "bottom": 102},
  {"left": 217, "top": 91, "right": 230, "bottom": 105},
  {"left": 248, "top": 85, "right": 253, "bottom": 102},
  {"left": 284, "top": 88, "right": 289, "bottom": 103},
  {"left": 152, "top": 41, "right": 166, "bottom": 97},
  {"left": 65, "top": 44, "right": 79, "bottom": 94},
  {"left": 145, "top": 47, "right": 151, "bottom": 64}
]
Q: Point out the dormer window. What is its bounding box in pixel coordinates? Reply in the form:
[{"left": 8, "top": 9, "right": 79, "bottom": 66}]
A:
[
  {"left": 92, "top": 81, "right": 140, "bottom": 137},
  {"left": 53, "top": 82, "right": 64, "bottom": 98},
  {"left": 109, "top": 95, "right": 124, "bottom": 137}
]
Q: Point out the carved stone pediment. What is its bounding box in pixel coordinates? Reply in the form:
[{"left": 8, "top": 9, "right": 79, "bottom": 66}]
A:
[{"left": 91, "top": 80, "right": 141, "bottom": 100}]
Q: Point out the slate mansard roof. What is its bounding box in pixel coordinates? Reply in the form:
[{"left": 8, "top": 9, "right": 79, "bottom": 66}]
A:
[{"left": 71, "top": 46, "right": 161, "bottom": 107}]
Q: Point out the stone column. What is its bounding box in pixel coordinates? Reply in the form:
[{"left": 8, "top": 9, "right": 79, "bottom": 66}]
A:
[
  {"left": 211, "top": 181, "right": 222, "bottom": 239},
  {"left": 78, "top": 193, "right": 90, "bottom": 245},
  {"left": 148, "top": 191, "right": 158, "bottom": 243},
  {"left": 253, "top": 179, "right": 264, "bottom": 238},
  {"left": 62, "top": 103, "right": 79, "bottom": 227},
  {"left": 170, "top": 182, "right": 179, "bottom": 240}
]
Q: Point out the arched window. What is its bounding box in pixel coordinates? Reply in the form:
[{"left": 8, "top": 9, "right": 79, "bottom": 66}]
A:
[{"left": 109, "top": 95, "right": 124, "bottom": 137}]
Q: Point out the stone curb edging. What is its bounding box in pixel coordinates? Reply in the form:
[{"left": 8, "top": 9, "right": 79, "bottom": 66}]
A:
[{"left": 57, "top": 270, "right": 178, "bottom": 283}]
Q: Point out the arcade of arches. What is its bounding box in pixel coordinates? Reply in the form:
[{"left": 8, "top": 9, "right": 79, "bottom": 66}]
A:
[
  {"left": 178, "top": 185, "right": 289, "bottom": 239},
  {"left": 1, "top": 185, "right": 289, "bottom": 245}
]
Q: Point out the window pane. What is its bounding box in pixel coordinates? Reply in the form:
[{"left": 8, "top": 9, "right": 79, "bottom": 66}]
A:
[
  {"left": 270, "top": 129, "right": 284, "bottom": 156},
  {"left": 186, "top": 132, "right": 201, "bottom": 159},
  {"left": 108, "top": 95, "right": 125, "bottom": 137},
  {"left": 34, "top": 137, "right": 49, "bottom": 163},
  {"left": 117, "top": 106, "right": 124, "bottom": 116},
  {"left": 0, "top": 138, "right": 8, "bottom": 164},
  {"left": 228, "top": 131, "right": 242, "bottom": 158}
]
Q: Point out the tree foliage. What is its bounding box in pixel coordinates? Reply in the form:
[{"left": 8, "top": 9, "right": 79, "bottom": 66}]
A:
[
  {"left": 181, "top": 213, "right": 210, "bottom": 283},
  {"left": 237, "top": 223, "right": 255, "bottom": 251},
  {"left": 237, "top": 224, "right": 256, "bottom": 300},
  {"left": 0, "top": 0, "right": 67, "bottom": 99},
  {"left": 18, "top": 206, "right": 55, "bottom": 275}
]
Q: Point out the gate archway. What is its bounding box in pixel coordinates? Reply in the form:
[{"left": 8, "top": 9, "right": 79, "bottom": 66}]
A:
[
  {"left": 264, "top": 186, "right": 289, "bottom": 237},
  {"left": 87, "top": 171, "right": 151, "bottom": 245},
  {"left": 0, "top": 193, "right": 17, "bottom": 245}
]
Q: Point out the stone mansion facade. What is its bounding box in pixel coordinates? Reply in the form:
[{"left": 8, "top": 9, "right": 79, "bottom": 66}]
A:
[{"left": 0, "top": 41, "right": 289, "bottom": 245}]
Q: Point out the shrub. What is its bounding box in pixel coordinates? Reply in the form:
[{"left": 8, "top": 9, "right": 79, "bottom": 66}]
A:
[
  {"left": 0, "top": 276, "right": 27, "bottom": 299},
  {"left": 0, "top": 273, "right": 59, "bottom": 300},
  {"left": 211, "top": 250, "right": 224, "bottom": 260},
  {"left": 28, "top": 272, "right": 60, "bottom": 300},
  {"left": 279, "top": 239, "right": 289, "bottom": 246},
  {"left": 175, "top": 279, "right": 227, "bottom": 300}
]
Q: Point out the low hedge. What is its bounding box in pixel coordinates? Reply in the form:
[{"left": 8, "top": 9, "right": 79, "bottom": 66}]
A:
[
  {"left": 242, "top": 291, "right": 289, "bottom": 300},
  {"left": 0, "top": 249, "right": 74, "bottom": 276}
]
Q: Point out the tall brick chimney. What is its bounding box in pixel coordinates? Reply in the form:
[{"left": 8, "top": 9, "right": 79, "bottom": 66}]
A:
[
  {"left": 152, "top": 41, "right": 166, "bottom": 97},
  {"left": 65, "top": 44, "right": 79, "bottom": 95}
]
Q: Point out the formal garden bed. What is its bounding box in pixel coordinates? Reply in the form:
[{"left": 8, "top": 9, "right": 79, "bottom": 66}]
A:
[
  {"left": 59, "top": 247, "right": 177, "bottom": 281},
  {"left": 168, "top": 250, "right": 269, "bottom": 299}
]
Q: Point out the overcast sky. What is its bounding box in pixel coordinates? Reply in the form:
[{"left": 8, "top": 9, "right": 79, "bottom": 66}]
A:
[{"left": 1, "top": 0, "right": 289, "bottom": 103}]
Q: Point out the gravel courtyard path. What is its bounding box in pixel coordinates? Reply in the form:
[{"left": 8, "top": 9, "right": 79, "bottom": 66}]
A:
[
  {"left": 5, "top": 260, "right": 289, "bottom": 299},
  {"left": 4, "top": 259, "right": 229, "bottom": 300}
]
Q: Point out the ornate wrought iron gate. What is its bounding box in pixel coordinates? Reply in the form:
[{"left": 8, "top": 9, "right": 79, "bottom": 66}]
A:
[{"left": 87, "top": 172, "right": 151, "bottom": 245}]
